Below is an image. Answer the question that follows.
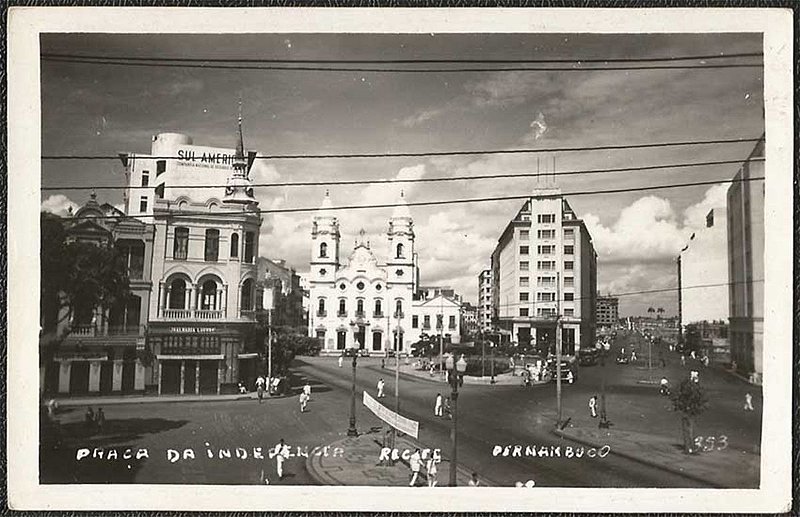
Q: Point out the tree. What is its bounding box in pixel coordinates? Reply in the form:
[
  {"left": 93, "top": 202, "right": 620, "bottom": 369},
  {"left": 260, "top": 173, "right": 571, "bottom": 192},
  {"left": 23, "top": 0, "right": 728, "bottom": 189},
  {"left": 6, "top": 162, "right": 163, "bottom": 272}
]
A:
[
  {"left": 669, "top": 378, "right": 709, "bottom": 454},
  {"left": 40, "top": 212, "right": 131, "bottom": 362},
  {"left": 647, "top": 307, "right": 655, "bottom": 317}
]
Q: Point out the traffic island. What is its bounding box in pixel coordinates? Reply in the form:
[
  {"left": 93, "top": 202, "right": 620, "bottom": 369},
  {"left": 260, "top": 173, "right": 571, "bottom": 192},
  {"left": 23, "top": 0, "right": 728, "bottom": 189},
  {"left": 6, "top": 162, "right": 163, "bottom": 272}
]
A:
[
  {"left": 551, "top": 426, "right": 759, "bottom": 488},
  {"left": 306, "top": 432, "right": 491, "bottom": 486}
]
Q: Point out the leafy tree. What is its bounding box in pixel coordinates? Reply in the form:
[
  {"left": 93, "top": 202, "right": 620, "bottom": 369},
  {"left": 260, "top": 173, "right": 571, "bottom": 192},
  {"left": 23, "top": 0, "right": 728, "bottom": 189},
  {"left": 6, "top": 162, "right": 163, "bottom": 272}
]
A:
[
  {"left": 669, "top": 378, "right": 709, "bottom": 453},
  {"left": 39, "top": 212, "right": 131, "bottom": 363}
]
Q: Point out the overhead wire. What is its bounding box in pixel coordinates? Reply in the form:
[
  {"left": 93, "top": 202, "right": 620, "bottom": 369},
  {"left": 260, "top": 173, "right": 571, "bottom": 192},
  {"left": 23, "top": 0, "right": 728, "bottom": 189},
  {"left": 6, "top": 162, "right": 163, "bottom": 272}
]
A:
[{"left": 41, "top": 136, "right": 763, "bottom": 161}]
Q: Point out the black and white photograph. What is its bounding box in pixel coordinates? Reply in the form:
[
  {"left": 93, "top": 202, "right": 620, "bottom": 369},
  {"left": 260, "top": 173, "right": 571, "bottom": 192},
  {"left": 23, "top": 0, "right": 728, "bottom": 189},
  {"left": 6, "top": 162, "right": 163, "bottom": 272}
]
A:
[{"left": 7, "top": 6, "right": 793, "bottom": 513}]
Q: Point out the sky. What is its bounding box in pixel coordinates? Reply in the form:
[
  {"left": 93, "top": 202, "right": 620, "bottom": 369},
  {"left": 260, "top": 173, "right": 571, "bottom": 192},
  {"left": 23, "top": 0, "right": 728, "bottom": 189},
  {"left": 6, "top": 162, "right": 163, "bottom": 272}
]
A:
[{"left": 39, "top": 33, "right": 764, "bottom": 317}]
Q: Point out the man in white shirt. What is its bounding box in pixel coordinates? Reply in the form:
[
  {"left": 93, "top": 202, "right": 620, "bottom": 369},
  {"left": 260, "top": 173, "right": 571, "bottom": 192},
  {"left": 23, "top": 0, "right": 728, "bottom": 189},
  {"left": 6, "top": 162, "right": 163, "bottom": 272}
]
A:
[
  {"left": 377, "top": 378, "right": 385, "bottom": 398},
  {"left": 255, "top": 375, "right": 266, "bottom": 403},
  {"left": 426, "top": 457, "right": 438, "bottom": 487},
  {"left": 271, "top": 438, "right": 290, "bottom": 480},
  {"left": 303, "top": 382, "right": 312, "bottom": 400},
  {"left": 434, "top": 393, "right": 443, "bottom": 417},
  {"left": 408, "top": 448, "right": 422, "bottom": 486}
]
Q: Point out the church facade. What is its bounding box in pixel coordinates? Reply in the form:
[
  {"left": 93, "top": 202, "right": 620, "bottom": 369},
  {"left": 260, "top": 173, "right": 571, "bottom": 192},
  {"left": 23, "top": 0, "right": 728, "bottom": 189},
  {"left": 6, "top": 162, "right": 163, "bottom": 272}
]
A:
[{"left": 308, "top": 192, "right": 418, "bottom": 356}]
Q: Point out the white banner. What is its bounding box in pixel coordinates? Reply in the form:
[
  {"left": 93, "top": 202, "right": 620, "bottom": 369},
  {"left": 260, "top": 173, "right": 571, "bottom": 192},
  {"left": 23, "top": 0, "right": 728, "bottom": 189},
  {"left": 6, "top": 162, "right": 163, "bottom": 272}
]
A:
[{"left": 362, "top": 391, "right": 419, "bottom": 439}]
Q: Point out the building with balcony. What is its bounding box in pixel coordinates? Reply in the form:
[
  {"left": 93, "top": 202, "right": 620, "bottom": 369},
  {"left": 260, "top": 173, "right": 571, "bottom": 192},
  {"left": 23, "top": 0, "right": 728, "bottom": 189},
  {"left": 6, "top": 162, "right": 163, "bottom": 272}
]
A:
[
  {"left": 408, "top": 293, "right": 462, "bottom": 345},
  {"left": 727, "top": 136, "right": 765, "bottom": 384},
  {"left": 477, "top": 269, "right": 493, "bottom": 332},
  {"left": 126, "top": 112, "right": 263, "bottom": 395},
  {"left": 490, "top": 188, "right": 597, "bottom": 356},
  {"left": 308, "top": 191, "right": 417, "bottom": 355},
  {"left": 40, "top": 193, "right": 155, "bottom": 396},
  {"left": 596, "top": 294, "right": 619, "bottom": 328}
]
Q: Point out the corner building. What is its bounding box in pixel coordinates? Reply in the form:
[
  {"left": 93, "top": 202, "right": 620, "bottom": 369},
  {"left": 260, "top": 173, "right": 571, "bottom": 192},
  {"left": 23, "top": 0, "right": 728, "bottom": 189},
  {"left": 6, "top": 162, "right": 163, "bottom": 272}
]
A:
[
  {"left": 308, "top": 192, "right": 416, "bottom": 355},
  {"left": 491, "top": 188, "right": 597, "bottom": 356},
  {"left": 123, "top": 116, "right": 262, "bottom": 395}
]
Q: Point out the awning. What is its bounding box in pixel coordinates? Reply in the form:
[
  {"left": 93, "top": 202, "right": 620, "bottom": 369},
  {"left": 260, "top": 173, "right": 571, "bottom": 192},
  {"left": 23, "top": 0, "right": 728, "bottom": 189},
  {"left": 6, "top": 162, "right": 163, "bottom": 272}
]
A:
[{"left": 237, "top": 353, "right": 259, "bottom": 359}]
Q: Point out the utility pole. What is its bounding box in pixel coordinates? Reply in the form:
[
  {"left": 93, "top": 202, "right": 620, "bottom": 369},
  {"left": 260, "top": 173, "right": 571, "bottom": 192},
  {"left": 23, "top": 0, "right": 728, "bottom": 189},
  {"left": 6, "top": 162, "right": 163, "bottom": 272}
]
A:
[
  {"left": 556, "top": 272, "right": 562, "bottom": 428},
  {"left": 394, "top": 311, "right": 400, "bottom": 441},
  {"left": 267, "top": 308, "right": 273, "bottom": 391},
  {"left": 439, "top": 292, "right": 444, "bottom": 380}
]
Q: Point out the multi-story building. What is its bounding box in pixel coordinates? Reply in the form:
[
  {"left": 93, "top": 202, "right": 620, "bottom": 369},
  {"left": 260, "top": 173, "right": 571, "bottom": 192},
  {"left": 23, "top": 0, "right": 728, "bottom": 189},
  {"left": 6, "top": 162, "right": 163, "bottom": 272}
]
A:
[
  {"left": 308, "top": 192, "right": 416, "bottom": 355},
  {"left": 122, "top": 114, "right": 263, "bottom": 395},
  {"left": 40, "top": 194, "right": 156, "bottom": 395},
  {"left": 727, "top": 136, "right": 765, "bottom": 384},
  {"left": 680, "top": 205, "right": 729, "bottom": 327},
  {"left": 490, "top": 188, "right": 597, "bottom": 356},
  {"left": 596, "top": 294, "right": 619, "bottom": 328},
  {"left": 258, "top": 257, "right": 306, "bottom": 329},
  {"left": 460, "top": 302, "right": 479, "bottom": 339},
  {"left": 477, "top": 269, "right": 493, "bottom": 332},
  {"left": 408, "top": 293, "right": 462, "bottom": 345}
]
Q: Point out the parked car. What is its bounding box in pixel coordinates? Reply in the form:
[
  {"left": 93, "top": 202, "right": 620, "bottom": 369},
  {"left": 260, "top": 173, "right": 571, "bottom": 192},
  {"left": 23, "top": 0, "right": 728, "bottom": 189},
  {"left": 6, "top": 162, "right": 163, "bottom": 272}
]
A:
[{"left": 578, "top": 348, "right": 599, "bottom": 366}]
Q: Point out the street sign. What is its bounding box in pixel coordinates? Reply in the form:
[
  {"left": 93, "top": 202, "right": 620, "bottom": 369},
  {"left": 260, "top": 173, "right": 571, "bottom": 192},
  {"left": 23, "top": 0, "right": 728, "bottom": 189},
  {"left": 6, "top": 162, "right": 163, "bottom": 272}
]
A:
[{"left": 362, "top": 391, "right": 419, "bottom": 439}]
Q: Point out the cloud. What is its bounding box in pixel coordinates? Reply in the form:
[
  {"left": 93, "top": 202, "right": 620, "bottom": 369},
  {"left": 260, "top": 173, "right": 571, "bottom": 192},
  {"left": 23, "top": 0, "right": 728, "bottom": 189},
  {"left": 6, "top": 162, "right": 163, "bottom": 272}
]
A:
[
  {"left": 465, "top": 71, "right": 557, "bottom": 108},
  {"left": 400, "top": 108, "right": 444, "bottom": 128},
  {"left": 41, "top": 194, "right": 79, "bottom": 216},
  {"left": 682, "top": 183, "right": 728, "bottom": 229},
  {"left": 358, "top": 164, "right": 427, "bottom": 207},
  {"left": 522, "top": 112, "right": 548, "bottom": 143}
]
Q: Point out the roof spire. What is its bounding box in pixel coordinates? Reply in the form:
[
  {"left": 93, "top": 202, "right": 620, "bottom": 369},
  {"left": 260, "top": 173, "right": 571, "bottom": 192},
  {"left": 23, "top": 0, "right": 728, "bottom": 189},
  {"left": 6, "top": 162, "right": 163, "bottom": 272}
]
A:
[{"left": 223, "top": 96, "right": 257, "bottom": 206}]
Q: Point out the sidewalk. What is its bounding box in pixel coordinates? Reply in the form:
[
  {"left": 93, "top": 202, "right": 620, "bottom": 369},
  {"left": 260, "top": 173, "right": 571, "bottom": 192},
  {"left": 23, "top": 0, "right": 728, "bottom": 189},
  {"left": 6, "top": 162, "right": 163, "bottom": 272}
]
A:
[
  {"left": 371, "top": 361, "right": 525, "bottom": 386},
  {"left": 552, "top": 425, "right": 759, "bottom": 488},
  {"left": 51, "top": 391, "right": 293, "bottom": 407},
  {"left": 306, "top": 431, "right": 492, "bottom": 487}
]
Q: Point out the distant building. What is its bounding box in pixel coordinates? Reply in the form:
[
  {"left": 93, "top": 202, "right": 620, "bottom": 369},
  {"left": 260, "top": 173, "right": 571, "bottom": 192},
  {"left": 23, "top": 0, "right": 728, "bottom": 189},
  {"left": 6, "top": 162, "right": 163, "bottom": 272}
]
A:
[
  {"left": 460, "top": 302, "right": 479, "bottom": 338},
  {"left": 477, "top": 269, "right": 493, "bottom": 332},
  {"left": 680, "top": 205, "right": 729, "bottom": 328},
  {"left": 258, "top": 257, "right": 306, "bottom": 328},
  {"left": 490, "top": 188, "right": 597, "bottom": 356},
  {"left": 408, "top": 293, "right": 462, "bottom": 345},
  {"left": 727, "top": 136, "right": 765, "bottom": 384},
  {"left": 684, "top": 320, "right": 729, "bottom": 364},
  {"left": 596, "top": 294, "right": 619, "bottom": 328},
  {"left": 40, "top": 194, "right": 155, "bottom": 396}
]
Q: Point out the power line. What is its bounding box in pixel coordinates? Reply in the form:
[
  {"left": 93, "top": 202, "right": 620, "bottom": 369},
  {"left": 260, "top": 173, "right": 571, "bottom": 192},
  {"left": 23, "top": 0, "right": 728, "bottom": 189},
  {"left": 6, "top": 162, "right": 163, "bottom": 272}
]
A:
[
  {"left": 493, "top": 279, "right": 763, "bottom": 308},
  {"left": 42, "top": 157, "right": 765, "bottom": 191},
  {"left": 41, "top": 56, "right": 763, "bottom": 73},
  {"left": 41, "top": 51, "right": 763, "bottom": 64},
  {"left": 54, "top": 175, "right": 764, "bottom": 222},
  {"left": 41, "top": 136, "right": 763, "bottom": 161}
]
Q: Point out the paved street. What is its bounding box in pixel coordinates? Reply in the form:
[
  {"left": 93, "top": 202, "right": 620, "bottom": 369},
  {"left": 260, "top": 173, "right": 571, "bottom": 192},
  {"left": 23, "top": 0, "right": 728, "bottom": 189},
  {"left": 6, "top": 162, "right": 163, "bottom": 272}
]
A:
[{"left": 41, "top": 331, "right": 760, "bottom": 487}]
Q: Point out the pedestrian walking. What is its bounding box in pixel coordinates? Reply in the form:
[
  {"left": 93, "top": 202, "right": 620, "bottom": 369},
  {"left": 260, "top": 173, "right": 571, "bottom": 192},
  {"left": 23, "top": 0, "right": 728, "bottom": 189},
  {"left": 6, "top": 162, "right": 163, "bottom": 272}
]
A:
[
  {"left": 409, "top": 448, "right": 422, "bottom": 486},
  {"left": 381, "top": 358, "right": 385, "bottom": 369},
  {"left": 680, "top": 354, "right": 686, "bottom": 366},
  {"left": 426, "top": 457, "right": 439, "bottom": 487},
  {"left": 690, "top": 350, "right": 696, "bottom": 360},
  {"left": 588, "top": 395, "right": 598, "bottom": 418},
  {"left": 468, "top": 472, "right": 481, "bottom": 487},
  {"left": 377, "top": 378, "right": 385, "bottom": 398},
  {"left": 303, "top": 382, "right": 312, "bottom": 400},
  {"left": 84, "top": 407, "right": 95, "bottom": 432},
  {"left": 429, "top": 365, "right": 435, "bottom": 377},
  {"left": 744, "top": 392, "right": 754, "bottom": 411},
  {"left": 444, "top": 396, "right": 452, "bottom": 420},
  {"left": 702, "top": 355, "right": 710, "bottom": 368},
  {"left": 338, "top": 355, "right": 343, "bottom": 368},
  {"left": 272, "top": 438, "right": 290, "bottom": 480},
  {"left": 630, "top": 350, "right": 637, "bottom": 362},
  {"left": 255, "top": 375, "right": 266, "bottom": 403},
  {"left": 299, "top": 391, "right": 309, "bottom": 413},
  {"left": 434, "top": 393, "right": 443, "bottom": 417},
  {"left": 95, "top": 407, "right": 105, "bottom": 432},
  {"left": 690, "top": 370, "right": 700, "bottom": 383}
]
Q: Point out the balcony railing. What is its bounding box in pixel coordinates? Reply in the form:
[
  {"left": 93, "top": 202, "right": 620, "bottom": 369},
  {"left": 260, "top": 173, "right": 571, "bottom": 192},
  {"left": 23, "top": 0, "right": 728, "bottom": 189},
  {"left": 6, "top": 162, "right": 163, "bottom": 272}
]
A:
[
  {"left": 69, "top": 324, "right": 145, "bottom": 337},
  {"left": 394, "top": 311, "right": 405, "bottom": 319},
  {"left": 161, "top": 308, "right": 223, "bottom": 320},
  {"left": 355, "top": 310, "right": 365, "bottom": 318},
  {"left": 238, "top": 309, "right": 256, "bottom": 321},
  {"left": 423, "top": 323, "right": 431, "bottom": 329},
  {"left": 373, "top": 311, "right": 384, "bottom": 318},
  {"left": 337, "top": 310, "right": 348, "bottom": 318},
  {"left": 317, "top": 310, "right": 327, "bottom": 318},
  {"left": 70, "top": 324, "right": 96, "bottom": 337}
]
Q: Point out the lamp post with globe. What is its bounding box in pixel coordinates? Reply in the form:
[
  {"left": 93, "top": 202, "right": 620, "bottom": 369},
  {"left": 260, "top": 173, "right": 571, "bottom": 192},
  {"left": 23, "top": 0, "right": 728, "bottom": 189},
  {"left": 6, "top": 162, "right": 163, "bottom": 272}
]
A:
[{"left": 446, "top": 354, "right": 467, "bottom": 486}]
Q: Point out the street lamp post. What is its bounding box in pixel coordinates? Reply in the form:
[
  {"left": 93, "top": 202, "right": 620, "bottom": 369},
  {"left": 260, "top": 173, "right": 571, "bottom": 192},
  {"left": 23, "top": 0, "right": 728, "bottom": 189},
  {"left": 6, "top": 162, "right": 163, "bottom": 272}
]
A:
[
  {"left": 446, "top": 354, "right": 467, "bottom": 486},
  {"left": 346, "top": 325, "right": 359, "bottom": 437}
]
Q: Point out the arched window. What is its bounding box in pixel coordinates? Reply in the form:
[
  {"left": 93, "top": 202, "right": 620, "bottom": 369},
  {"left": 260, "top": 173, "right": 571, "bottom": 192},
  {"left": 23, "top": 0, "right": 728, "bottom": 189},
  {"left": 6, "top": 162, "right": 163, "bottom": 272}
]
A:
[
  {"left": 374, "top": 299, "right": 382, "bottom": 316},
  {"left": 396, "top": 243, "right": 404, "bottom": 259},
  {"left": 200, "top": 280, "right": 218, "bottom": 311},
  {"left": 317, "top": 298, "right": 326, "bottom": 316},
  {"left": 338, "top": 299, "right": 347, "bottom": 316},
  {"left": 173, "top": 227, "right": 189, "bottom": 260},
  {"left": 320, "top": 242, "right": 328, "bottom": 258},
  {"left": 395, "top": 299, "right": 403, "bottom": 317},
  {"left": 241, "top": 279, "right": 254, "bottom": 311},
  {"left": 230, "top": 233, "right": 239, "bottom": 258},
  {"left": 356, "top": 299, "right": 364, "bottom": 316},
  {"left": 168, "top": 278, "right": 186, "bottom": 309}
]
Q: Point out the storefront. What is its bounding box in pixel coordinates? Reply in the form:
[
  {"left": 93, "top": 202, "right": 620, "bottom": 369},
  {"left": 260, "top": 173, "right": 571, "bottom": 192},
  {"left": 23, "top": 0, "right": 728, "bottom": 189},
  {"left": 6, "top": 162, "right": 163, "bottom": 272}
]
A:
[
  {"left": 49, "top": 346, "right": 145, "bottom": 396},
  {"left": 147, "top": 322, "right": 257, "bottom": 395}
]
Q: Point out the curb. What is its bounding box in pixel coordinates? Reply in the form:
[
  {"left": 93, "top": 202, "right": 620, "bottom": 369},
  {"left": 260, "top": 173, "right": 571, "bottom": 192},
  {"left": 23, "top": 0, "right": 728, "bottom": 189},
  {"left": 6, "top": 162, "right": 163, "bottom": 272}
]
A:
[
  {"left": 52, "top": 392, "right": 295, "bottom": 407},
  {"left": 550, "top": 428, "right": 723, "bottom": 488}
]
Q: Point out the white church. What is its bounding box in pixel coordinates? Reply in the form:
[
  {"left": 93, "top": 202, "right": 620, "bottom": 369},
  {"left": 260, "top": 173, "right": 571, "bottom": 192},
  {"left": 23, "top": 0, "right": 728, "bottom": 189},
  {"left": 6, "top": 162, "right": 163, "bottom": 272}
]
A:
[{"left": 307, "top": 191, "right": 460, "bottom": 356}]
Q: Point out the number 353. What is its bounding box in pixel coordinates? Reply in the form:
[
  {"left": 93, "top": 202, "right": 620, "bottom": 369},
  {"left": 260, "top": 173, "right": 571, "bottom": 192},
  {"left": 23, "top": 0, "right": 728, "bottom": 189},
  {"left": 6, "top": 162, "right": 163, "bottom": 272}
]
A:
[{"left": 694, "top": 435, "right": 728, "bottom": 452}]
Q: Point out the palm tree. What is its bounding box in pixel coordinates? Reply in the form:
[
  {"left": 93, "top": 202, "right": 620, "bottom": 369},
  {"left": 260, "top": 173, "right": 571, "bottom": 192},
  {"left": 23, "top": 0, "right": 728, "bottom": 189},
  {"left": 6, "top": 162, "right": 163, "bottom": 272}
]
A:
[
  {"left": 647, "top": 307, "right": 655, "bottom": 317},
  {"left": 657, "top": 307, "right": 665, "bottom": 320}
]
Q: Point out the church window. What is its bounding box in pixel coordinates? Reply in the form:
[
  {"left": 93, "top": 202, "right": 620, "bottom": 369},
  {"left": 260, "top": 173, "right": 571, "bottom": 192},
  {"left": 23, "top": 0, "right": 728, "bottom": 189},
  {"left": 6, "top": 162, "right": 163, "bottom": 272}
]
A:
[
  {"left": 395, "top": 269, "right": 404, "bottom": 277},
  {"left": 375, "top": 284, "right": 382, "bottom": 291},
  {"left": 374, "top": 299, "right": 382, "bottom": 316},
  {"left": 396, "top": 243, "right": 404, "bottom": 259},
  {"left": 173, "top": 227, "right": 189, "bottom": 260},
  {"left": 139, "top": 196, "right": 148, "bottom": 213},
  {"left": 356, "top": 299, "right": 365, "bottom": 316},
  {"left": 141, "top": 171, "right": 149, "bottom": 187},
  {"left": 244, "top": 232, "right": 255, "bottom": 263},
  {"left": 319, "top": 268, "right": 327, "bottom": 276},
  {"left": 317, "top": 299, "right": 326, "bottom": 316},
  {"left": 339, "top": 283, "right": 346, "bottom": 291},
  {"left": 395, "top": 300, "right": 403, "bottom": 317},
  {"left": 412, "top": 315, "right": 419, "bottom": 328},
  {"left": 320, "top": 242, "right": 328, "bottom": 258},
  {"left": 356, "top": 281, "right": 365, "bottom": 291},
  {"left": 338, "top": 299, "right": 347, "bottom": 317},
  {"left": 230, "top": 233, "right": 239, "bottom": 258}
]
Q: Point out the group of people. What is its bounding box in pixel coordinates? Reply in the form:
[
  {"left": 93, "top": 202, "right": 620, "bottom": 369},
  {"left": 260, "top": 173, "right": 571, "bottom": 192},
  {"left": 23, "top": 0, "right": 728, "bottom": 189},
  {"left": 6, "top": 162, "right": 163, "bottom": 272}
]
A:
[
  {"left": 433, "top": 393, "right": 452, "bottom": 419},
  {"left": 407, "top": 448, "right": 441, "bottom": 487},
  {"left": 84, "top": 406, "right": 106, "bottom": 433}
]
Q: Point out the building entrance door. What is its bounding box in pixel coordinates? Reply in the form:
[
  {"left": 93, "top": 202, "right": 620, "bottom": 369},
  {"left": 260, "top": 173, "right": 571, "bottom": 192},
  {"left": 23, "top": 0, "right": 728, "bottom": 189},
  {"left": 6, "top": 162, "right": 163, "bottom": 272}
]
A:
[
  {"left": 160, "top": 361, "right": 180, "bottom": 394},
  {"left": 356, "top": 325, "right": 366, "bottom": 349},
  {"left": 199, "top": 361, "right": 218, "bottom": 394},
  {"left": 69, "top": 362, "right": 89, "bottom": 395},
  {"left": 99, "top": 361, "right": 113, "bottom": 393},
  {"left": 183, "top": 360, "right": 198, "bottom": 394}
]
